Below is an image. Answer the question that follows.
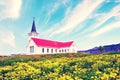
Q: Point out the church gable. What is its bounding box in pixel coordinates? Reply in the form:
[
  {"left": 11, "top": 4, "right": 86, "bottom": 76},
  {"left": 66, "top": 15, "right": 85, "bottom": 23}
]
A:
[{"left": 27, "top": 38, "right": 38, "bottom": 54}]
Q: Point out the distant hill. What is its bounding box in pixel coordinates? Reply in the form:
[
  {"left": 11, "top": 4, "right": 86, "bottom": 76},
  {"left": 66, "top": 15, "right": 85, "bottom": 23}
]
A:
[{"left": 78, "top": 43, "right": 120, "bottom": 54}]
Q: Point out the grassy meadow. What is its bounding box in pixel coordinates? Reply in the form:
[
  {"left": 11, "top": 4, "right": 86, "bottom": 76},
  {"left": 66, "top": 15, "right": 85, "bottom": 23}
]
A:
[{"left": 0, "top": 52, "right": 120, "bottom": 80}]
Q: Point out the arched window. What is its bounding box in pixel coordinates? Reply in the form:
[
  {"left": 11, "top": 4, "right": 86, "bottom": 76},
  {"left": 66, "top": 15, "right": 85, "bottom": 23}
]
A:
[
  {"left": 47, "top": 48, "right": 49, "bottom": 53},
  {"left": 59, "top": 50, "right": 61, "bottom": 53},
  {"left": 55, "top": 49, "right": 57, "bottom": 53},
  {"left": 42, "top": 48, "right": 44, "bottom": 53},
  {"left": 62, "top": 49, "right": 64, "bottom": 52},
  {"left": 65, "top": 49, "right": 66, "bottom": 52},
  {"left": 51, "top": 49, "right": 53, "bottom": 53}
]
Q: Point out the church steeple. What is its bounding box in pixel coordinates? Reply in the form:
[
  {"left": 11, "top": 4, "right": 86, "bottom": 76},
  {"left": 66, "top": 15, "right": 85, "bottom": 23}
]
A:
[
  {"left": 31, "top": 18, "right": 37, "bottom": 32},
  {"left": 28, "top": 18, "right": 39, "bottom": 39}
]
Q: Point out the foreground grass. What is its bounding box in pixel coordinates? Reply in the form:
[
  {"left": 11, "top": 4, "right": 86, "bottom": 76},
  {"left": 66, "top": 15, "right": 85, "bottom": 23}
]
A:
[
  {"left": 0, "top": 53, "right": 85, "bottom": 66},
  {"left": 0, "top": 53, "right": 120, "bottom": 79}
]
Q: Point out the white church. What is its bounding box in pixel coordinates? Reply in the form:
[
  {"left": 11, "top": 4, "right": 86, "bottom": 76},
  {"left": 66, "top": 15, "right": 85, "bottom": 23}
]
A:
[{"left": 27, "top": 19, "right": 77, "bottom": 54}]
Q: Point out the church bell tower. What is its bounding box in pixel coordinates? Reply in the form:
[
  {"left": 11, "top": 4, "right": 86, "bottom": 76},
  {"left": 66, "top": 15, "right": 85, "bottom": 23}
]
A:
[{"left": 28, "top": 18, "right": 39, "bottom": 39}]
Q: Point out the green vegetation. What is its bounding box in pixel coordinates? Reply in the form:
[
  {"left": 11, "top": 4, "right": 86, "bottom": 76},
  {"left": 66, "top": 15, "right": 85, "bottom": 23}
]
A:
[
  {"left": 98, "top": 46, "right": 104, "bottom": 53},
  {"left": 0, "top": 52, "right": 120, "bottom": 79},
  {"left": 0, "top": 53, "right": 84, "bottom": 66}
]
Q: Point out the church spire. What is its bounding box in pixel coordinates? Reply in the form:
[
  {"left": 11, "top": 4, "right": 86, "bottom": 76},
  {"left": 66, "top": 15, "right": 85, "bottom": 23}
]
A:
[
  {"left": 28, "top": 18, "right": 39, "bottom": 39},
  {"left": 31, "top": 17, "right": 37, "bottom": 32}
]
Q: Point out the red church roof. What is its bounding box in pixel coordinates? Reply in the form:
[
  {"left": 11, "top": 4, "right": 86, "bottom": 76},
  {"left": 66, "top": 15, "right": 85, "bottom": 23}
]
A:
[{"left": 32, "top": 38, "right": 73, "bottom": 48}]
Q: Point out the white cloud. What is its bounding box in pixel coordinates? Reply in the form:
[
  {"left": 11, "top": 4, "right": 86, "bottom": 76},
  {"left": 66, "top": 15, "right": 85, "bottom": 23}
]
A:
[
  {"left": 0, "top": 30, "right": 16, "bottom": 48},
  {"left": 65, "top": 7, "right": 71, "bottom": 16},
  {"left": 43, "top": 0, "right": 69, "bottom": 25},
  {"left": 51, "top": 0, "right": 104, "bottom": 36},
  {"left": 62, "top": 0, "right": 69, "bottom": 5},
  {"left": 91, "top": 5, "right": 120, "bottom": 30},
  {"left": 43, "top": 3, "right": 59, "bottom": 25},
  {"left": 49, "top": 0, "right": 69, "bottom": 14},
  {"left": 90, "top": 21, "right": 120, "bottom": 38},
  {"left": 0, "top": 0, "right": 22, "bottom": 20},
  {"left": 106, "top": 0, "right": 120, "bottom": 2},
  {"left": 80, "top": 4, "right": 120, "bottom": 35}
]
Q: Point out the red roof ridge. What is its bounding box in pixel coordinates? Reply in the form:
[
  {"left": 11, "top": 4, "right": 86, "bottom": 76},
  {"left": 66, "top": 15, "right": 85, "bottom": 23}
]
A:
[
  {"left": 32, "top": 38, "right": 73, "bottom": 43},
  {"left": 31, "top": 38, "right": 73, "bottom": 48}
]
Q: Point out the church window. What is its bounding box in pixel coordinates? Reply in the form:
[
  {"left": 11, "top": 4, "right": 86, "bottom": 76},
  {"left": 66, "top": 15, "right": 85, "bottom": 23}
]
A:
[
  {"left": 65, "top": 49, "right": 66, "bottom": 52},
  {"left": 59, "top": 50, "right": 61, "bottom": 53},
  {"left": 47, "top": 48, "right": 49, "bottom": 53},
  {"left": 30, "top": 46, "right": 34, "bottom": 53},
  {"left": 42, "top": 48, "right": 44, "bottom": 53},
  {"left": 62, "top": 49, "right": 64, "bottom": 52},
  {"left": 51, "top": 49, "right": 53, "bottom": 53},
  {"left": 55, "top": 49, "right": 57, "bottom": 53}
]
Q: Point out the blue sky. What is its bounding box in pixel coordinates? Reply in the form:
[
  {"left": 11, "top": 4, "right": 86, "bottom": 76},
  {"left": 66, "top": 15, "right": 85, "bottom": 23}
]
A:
[{"left": 0, "top": 0, "right": 120, "bottom": 55}]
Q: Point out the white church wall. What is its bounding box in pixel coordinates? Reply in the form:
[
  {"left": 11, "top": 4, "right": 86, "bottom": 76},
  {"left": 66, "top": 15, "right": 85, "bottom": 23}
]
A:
[
  {"left": 27, "top": 39, "right": 77, "bottom": 54},
  {"left": 69, "top": 43, "right": 77, "bottom": 53},
  {"left": 27, "top": 39, "right": 38, "bottom": 54}
]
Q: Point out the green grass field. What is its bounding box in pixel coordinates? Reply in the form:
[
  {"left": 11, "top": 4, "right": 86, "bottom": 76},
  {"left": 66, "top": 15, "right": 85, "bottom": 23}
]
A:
[{"left": 0, "top": 53, "right": 120, "bottom": 80}]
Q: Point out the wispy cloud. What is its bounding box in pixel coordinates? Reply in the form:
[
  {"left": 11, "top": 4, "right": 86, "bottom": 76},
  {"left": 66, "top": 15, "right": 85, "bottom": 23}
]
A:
[
  {"left": 91, "top": 5, "right": 120, "bottom": 30},
  {"left": 90, "top": 21, "right": 120, "bottom": 38},
  {"left": 107, "top": 0, "right": 120, "bottom": 2},
  {"left": 85, "top": 4, "right": 120, "bottom": 38},
  {"left": 64, "top": 6, "right": 71, "bottom": 17},
  {"left": 48, "top": 0, "right": 69, "bottom": 14},
  {"left": 0, "top": 0, "right": 22, "bottom": 20},
  {"left": 43, "top": 0, "right": 69, "bottom": 25},
  {"left": 0, "top": 30, "right": 16, "bottom": 48},
  {"left": 50, "top": 0, "right": 105, "bottom": 36},
  {"left": 62, "top": 0, "right": 69, "bottom": 5}
]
